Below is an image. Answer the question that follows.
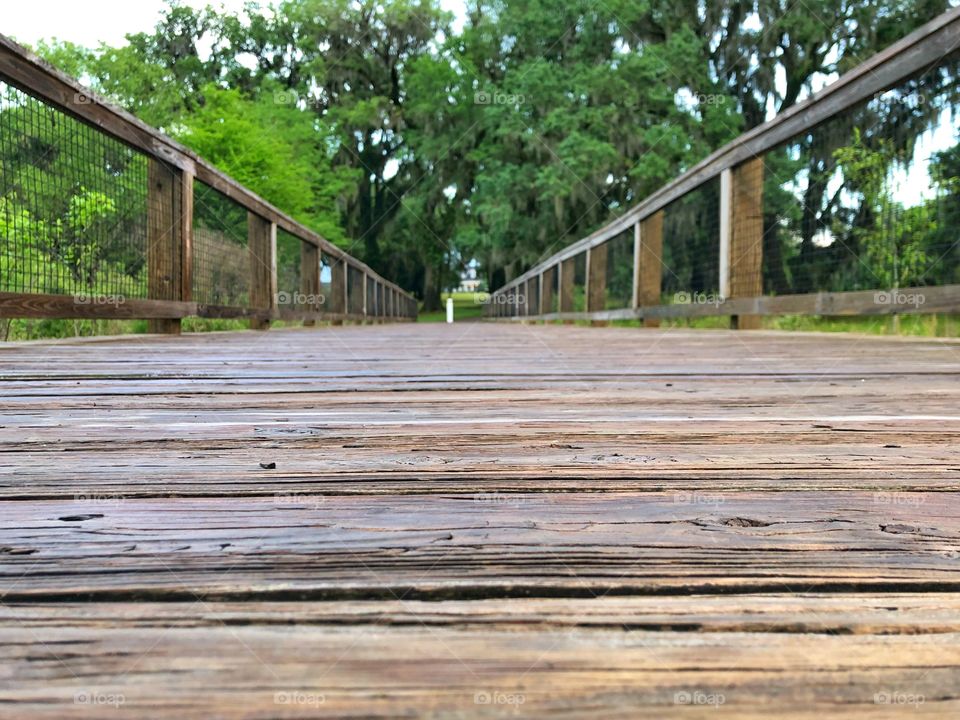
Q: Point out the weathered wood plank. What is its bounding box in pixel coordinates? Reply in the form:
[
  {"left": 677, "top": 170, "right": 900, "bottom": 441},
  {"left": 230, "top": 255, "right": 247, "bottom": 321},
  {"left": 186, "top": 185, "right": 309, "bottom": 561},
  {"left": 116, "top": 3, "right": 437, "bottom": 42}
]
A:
[
  {"left": 0, "top": 605, "right": 957, "bottom": 718},
  {"left": 0, "top": 324, "right": 958, "bottom": 716}
]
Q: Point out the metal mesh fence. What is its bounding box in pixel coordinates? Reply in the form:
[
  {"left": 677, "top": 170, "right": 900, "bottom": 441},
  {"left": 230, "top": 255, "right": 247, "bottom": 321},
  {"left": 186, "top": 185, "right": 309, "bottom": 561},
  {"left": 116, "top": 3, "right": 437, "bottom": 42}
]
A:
[
  {"left": 366, "top": 276, "right": 376, "bottom": 316},
  {"left": 545, "top": 266, "right": 559, "bottom": 314},
  {"left": 762, "top": 53, "right": 960, "bottom": 297},
  {"left": 0, "top": 80, "right": 149, "bottom": 299},
  {"left": 604, "top": 229, "right": 634, "bottom": 309},
  {"left": 192, "top": 179, "right": 249, "bottom": 307},
  {"left": 275, "top": 228, "right": 302, "bottom": 309},
  {"left": 528, "top": 275, "right": 540, "bottom": 315},
  {"left": 571, "top": 251, "right": 586, "bottom": 311},
  {"left": 347, "top": 264, "right": 364, "bottom": 315},
  {"left": 661, "top": 177, "right": 721, "bottom": 305}
]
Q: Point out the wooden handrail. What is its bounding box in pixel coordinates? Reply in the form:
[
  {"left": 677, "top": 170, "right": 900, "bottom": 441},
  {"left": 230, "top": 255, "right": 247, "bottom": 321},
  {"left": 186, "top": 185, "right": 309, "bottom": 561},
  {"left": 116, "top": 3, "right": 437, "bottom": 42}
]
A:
[
  {"left": 0, "top": 33, "right": 415, "bottom": 306},
  {"left": 493, "top": 6, "right": 960, "bottom": 296}
]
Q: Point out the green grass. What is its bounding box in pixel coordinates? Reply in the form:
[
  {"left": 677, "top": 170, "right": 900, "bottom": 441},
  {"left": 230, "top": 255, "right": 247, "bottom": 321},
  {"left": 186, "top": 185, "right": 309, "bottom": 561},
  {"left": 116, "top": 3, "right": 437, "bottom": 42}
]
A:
[
  {"left": 604, "top": 313, "right": 960, "bottom": 337},
  {"left": 418, "top": 292, "right": 487, "bottom": 322},
  {"left": 0, "top": 316, "right": 316, "bottom": 341},
  {"left": 0, "top": 318, "right": 148, "bottom": 341}
]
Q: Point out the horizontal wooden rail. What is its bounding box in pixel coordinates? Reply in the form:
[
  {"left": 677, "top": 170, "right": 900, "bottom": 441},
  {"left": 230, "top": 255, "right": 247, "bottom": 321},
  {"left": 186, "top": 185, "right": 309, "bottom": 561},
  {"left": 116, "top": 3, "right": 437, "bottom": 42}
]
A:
[
  {"left": 497, "top": 284, "right": 960, "bottom": 324},
  {"left": 492, "top": 6, "right": 960, "bottom": 299},
  {"left": 0, "top": 33, "right": 417, "bottom": 330}
]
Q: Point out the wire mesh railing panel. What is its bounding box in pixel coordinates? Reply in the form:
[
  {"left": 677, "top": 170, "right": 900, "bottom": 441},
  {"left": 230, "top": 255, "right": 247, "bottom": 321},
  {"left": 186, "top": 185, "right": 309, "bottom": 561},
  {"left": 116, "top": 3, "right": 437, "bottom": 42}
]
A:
[
  {"left": 366, "top": 277, "right": 376, "bottom": 316},
  {"left": 192, "top": 180, "right": 249, "bottom": 307},
  {"left": 275, "top": 228, "right": 302, "bottom": 309},
  {"left": 0, "top": 81, "right": 149, "bottom": 299},
  {"left": 661, "top": 177, "right": 721, "bottom": 305},
  {"left": 347, "top": 265, "right": 364, "bottom": 315},
  {"left": 547, "top": 267, "right": 559, "bottom": 314},
  {"left": 572, "top": 251, "right": 586, "bottom": 311},
  {"left": 528, "top": 275, "right": 540, "bottom": 315},
  {"left": 604, "top": 230, "right": 634, "bottom": 309},
  {"left": 762, "top": 53, "right": 960, "bottom": 298}
]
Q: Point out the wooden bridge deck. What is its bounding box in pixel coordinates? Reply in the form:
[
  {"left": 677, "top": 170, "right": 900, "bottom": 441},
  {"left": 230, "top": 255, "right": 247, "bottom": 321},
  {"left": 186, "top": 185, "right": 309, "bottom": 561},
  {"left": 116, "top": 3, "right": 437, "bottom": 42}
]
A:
[{"left": 1, "top": 323, "right": 959, "bottom": 717}]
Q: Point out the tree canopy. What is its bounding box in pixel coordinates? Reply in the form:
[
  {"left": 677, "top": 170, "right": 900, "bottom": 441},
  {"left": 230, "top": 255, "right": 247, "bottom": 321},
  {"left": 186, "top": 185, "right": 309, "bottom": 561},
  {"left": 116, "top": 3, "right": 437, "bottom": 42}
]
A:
[{"left": 8, "top": 0, "right": 959, "bottom": 309}]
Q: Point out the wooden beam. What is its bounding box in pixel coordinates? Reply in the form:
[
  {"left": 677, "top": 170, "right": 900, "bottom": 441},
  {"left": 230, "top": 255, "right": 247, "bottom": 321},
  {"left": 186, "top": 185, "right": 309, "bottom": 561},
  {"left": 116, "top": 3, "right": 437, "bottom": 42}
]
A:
[
  {"left": 513, "top": 282, "right": 960, "bottom": 323},
  {"left": 248, "top": 213, "right": 276, "bottom": 331},
  {"left": 0, "top": 292, "right": 194, "bottom": 320},
  {"left": 146, "top": 159, "right": 182, "bottom": 335},
  {"left": 729, "top": 158, "right": 764, "bottom": 330},
  {"left": 179, "top": 171, "right": 194, "bottom": 304},
  {"left": 559, "top": 258, "right": 575, "bottom": 323}
]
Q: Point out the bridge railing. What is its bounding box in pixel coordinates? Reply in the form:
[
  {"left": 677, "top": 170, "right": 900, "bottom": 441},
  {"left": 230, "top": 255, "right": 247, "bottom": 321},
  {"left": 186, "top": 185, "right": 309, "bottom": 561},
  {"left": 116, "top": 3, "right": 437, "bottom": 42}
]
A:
[
  {"left": 0, "top": 35, "right": 417, "bottom": 333},
  {"left": 487, "top": 9, "right": 960, "bottom": 328}
]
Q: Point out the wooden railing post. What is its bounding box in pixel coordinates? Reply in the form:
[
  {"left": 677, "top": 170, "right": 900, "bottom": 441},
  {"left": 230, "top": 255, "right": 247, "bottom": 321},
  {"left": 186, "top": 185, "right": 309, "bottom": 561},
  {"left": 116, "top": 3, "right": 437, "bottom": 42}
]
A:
[
  {"left": 301, "top": 241, "right": 320, "bottom": 327},
  {"left": 637, "top": 211, "right": 664, "bottom": 327},
  {"left": 147, "top": 159, "right": 183, "bottom": 334},
  {"left": 728, "top": 157, "right": 764, "bottom": 330},
  {"left": 248, "top": 212, "right": 276, "bottom": 330},
  {"left": 362, "top": 273, "right": 369, "bottom": 322},
  {"left": 586, "top": 242, "right": 608, "bottom": 325},
  {"left": 559, "top": 258, "right": 575, "bottom": 323},
  {"left": 329, "top": 258, "right": 346, "bottom": 325},
  {"left": 179, "top": 171, "right": 194, "bottom": 309}
]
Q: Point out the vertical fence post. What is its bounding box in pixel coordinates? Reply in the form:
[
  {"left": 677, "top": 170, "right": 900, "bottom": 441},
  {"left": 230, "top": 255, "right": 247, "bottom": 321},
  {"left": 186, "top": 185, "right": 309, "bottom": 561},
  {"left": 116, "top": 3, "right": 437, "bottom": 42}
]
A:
[
  {"left": 586, "top": 242, "right": 608, "bottom": 326},
  {"left": 329, "top": 258, "right": 346, "bottom": 325},
  {"left": 631, "top": 221, "right": 640, "bottom": 312},
  {"left": 637, "top": 211, "right": 664, "bottom": 327},
  {"left": 301, "top": 241, "right": 320, "bottom": 327},
  {"left": 560, "top": 258, "right": 575, "bottom": 323},
  {"left": 729, "top": 157, "right": 764, "bottom": 330},
  {"left": 179, "top": 170, "right": 194, "bottom": 310},
  {"left": 362, "top": 273, "right": 369, "bottom": 322},
  {"left": 248, "top": 212, "right": 276, "bottom": 331},
  {"left": 147, "top": 159, "right": 183, "bottom": 334}
]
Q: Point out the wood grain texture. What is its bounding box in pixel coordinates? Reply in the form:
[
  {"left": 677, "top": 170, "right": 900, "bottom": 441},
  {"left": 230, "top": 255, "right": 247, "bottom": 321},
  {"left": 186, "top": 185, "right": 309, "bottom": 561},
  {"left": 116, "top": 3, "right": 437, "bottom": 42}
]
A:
[
  {"left": 1, "top": 323, "right": 959, "bottom": 716},
  {"left": 729, "top": 157, "right": 763, "bottom": 330}
]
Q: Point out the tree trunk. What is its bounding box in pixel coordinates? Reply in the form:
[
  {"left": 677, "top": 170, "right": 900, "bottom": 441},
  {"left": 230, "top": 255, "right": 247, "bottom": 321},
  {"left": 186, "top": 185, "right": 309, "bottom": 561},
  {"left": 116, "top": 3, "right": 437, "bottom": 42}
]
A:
[{"left": 422, "top": 262, "right": 442, "bottom": 312}]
